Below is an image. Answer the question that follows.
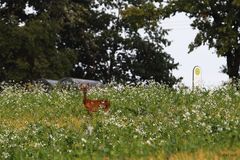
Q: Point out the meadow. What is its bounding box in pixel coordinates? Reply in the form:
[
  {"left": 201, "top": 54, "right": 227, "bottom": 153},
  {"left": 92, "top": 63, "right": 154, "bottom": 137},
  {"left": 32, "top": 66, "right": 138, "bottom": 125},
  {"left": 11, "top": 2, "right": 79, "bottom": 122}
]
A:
[{"left": 0, "top": 82, "right": 240, "bottom": 160}]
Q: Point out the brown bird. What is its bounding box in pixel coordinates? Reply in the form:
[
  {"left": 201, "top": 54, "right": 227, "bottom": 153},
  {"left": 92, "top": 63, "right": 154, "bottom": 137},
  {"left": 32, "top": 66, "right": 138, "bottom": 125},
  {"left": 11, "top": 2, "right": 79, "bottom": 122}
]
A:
[{"left": 80, "top": 84, "right": 110, "bottom": 113}]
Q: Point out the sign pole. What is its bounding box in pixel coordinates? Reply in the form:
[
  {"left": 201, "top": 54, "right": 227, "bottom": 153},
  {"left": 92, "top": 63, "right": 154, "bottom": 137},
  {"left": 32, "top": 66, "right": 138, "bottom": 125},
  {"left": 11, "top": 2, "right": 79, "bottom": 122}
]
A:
[{"left": 192, "top": 66, "right": 202, "bottom": 90}]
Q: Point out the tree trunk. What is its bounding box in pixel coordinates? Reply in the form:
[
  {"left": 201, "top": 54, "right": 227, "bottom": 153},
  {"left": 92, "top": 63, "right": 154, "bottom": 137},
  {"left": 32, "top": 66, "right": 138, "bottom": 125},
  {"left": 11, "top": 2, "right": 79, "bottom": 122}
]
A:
[
  {"left": 108, "top": 46, "right": 116, "bottom": 83},
  {"left": 226, "top": 49, "right": 240, "bottom": 84}
]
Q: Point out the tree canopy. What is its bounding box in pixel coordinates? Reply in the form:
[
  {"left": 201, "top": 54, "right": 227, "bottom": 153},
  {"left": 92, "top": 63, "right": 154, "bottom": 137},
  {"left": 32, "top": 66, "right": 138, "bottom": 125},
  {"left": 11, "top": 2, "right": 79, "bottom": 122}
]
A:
[
  {"left": 0, "top": 0, "right": 85, "bottom": 81},
  {"left": 0, "top": 0, "right": 180, "bottom": 86},
  {"left": 72, "top": 0, "right": 180, "bottom": 85},
  {"left": 163, "top": 0, "right": 240, "bottom": 81}
]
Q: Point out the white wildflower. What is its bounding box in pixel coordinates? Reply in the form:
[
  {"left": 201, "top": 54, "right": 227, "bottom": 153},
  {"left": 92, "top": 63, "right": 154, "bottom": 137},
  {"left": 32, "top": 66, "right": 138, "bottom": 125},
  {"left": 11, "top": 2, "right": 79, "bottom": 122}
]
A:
[
  {"left": 87, "top": 125, "right": 94, "bottom": 135},
  {"left": 81, "top": 138, "right": 87, "bottom": 143},
  {"left": 2, "top": 152, "right": 10, "bottom": 159}
]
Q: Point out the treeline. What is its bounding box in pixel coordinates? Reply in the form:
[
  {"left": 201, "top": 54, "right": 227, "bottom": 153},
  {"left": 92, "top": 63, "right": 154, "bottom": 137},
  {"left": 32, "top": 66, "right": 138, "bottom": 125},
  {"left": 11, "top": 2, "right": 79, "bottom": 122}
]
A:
[
  {"left": 1, "top": 0, "right": 240, "bottom": 86},
  {"left": 0, "top": 0, "right": 180, "bottom": 86}
]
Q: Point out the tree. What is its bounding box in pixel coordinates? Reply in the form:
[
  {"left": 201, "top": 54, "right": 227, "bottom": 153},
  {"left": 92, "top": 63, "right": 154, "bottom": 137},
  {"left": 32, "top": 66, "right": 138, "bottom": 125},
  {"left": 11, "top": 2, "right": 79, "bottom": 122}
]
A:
[
  {"left": 0, "top": 0, "right": 180, "bottom": 86},
  {"left": 163, "top": 0, "right": 240, "bottom": 82},
  {"left": 72, "top": 0, "right": 180, "bottom": 86},
  {"left": 0, "top": 0, "right": 89, "bottom": 81}
]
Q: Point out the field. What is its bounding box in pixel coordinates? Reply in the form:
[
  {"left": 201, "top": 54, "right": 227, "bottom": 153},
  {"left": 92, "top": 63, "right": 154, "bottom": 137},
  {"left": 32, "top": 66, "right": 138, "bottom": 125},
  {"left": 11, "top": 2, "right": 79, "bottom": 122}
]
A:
[{"left": 0, "top": 83, "right": 240, "bottom": 159}]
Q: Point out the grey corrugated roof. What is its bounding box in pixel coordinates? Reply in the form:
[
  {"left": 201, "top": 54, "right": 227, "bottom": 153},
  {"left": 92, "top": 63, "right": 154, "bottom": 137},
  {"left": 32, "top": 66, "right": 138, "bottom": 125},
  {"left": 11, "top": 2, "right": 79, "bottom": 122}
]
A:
[
  {"left": 37, "top": 79, "right": 59, "bottom": 86},
  {"left": 59, "top": 77, "right": 102, "bottom": 87}
]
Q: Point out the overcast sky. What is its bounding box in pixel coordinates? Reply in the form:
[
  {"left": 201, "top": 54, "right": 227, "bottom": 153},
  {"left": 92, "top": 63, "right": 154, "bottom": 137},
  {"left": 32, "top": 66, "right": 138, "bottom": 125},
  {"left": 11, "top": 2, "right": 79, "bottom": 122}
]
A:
[{"left": 161, "top": 13, "right": 229, "bottom": 88}]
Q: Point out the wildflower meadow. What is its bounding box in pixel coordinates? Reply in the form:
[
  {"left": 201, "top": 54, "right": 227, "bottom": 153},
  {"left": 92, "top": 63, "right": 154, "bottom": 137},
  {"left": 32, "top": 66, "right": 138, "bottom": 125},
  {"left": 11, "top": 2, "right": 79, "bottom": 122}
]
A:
[{"left": 0, "top": 82, "right": 240, "bottom": 159}]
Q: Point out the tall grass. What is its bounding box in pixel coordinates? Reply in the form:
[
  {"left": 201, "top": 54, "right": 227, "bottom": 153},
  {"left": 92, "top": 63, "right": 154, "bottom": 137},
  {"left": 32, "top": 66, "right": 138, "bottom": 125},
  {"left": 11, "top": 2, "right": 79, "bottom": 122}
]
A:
[{"left": 0, "top": 83, "right": 239, "bottom": 159}]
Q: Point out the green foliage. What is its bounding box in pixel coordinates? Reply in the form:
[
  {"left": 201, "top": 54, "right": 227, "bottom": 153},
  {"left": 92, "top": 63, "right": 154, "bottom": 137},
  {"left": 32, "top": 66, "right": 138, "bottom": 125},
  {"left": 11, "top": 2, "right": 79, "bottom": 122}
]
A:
[
  {"left": 121, "top": 3, "right": 161, "bottom": 31},
  {"left": 163, "top": 0, "right": 240, "bottom": 80},
  {"left": 0, "top": 83, "right": 240, "bottom": 159},
  {"left": 0, "top": 0, "right": 88, "bottom": 81},
  {"left": 233, "top": 0, "right": 240, "bottom": 6},
  {"left": 72, "top": 0, "right": 180, "bottom": 86},
  {"left": 0, "top": 0, "right": 180, "bottom": 86}
]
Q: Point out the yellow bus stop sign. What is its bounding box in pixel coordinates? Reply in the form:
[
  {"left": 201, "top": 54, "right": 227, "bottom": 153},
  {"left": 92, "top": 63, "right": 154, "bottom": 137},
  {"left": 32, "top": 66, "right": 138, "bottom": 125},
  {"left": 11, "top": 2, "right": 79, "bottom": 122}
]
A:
[
  {"left": 193, "top": 66, "right": 202, "bottom": 89},
  {"left": 194, "top": 67, "right": 201, "bottom": 76}
]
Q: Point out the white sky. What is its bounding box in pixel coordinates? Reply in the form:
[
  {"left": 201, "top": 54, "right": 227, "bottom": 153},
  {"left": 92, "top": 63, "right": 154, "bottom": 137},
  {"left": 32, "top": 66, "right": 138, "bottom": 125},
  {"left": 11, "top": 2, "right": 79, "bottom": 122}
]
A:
[{"left": 162, "top": 13, "right": 229, "bottom": 88}]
